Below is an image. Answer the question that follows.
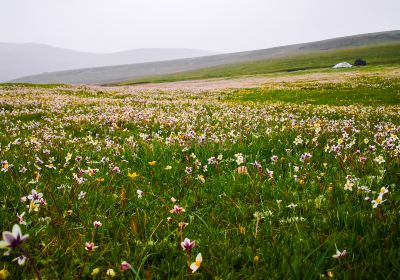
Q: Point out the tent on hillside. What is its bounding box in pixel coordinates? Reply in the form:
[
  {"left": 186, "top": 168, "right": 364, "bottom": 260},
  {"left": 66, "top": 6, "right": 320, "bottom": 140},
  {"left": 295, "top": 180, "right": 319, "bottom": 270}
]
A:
[{"left": 333, "top": 62, "right": 352, "bottom": 68}]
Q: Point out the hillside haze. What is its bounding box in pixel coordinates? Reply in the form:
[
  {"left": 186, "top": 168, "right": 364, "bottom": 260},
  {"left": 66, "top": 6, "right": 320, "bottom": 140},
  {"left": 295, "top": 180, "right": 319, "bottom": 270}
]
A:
[
  {"left": 9, "top": 30, "right": 400, "bottom": 85},
  {"left": 0, "top": 43, "right": 218, "bottom": 82}
]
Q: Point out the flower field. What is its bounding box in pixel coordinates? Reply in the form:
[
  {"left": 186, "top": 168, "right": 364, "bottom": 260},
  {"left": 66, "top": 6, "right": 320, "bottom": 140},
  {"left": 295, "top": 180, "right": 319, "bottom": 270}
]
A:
[{"left": 0, "top": 73, "right": 399, "bottom": 279}]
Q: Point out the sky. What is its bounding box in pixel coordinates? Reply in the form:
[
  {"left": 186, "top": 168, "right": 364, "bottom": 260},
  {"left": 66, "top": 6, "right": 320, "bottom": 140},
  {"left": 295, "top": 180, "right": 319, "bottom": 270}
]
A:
[{"left": 1, "top": 0, "right": 399, "bottom": 53}]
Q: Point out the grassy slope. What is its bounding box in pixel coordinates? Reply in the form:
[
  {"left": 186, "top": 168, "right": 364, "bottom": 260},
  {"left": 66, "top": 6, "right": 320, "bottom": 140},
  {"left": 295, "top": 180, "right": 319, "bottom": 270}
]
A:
[
  {"left": 118, "top": 43, "right": 400, "bottom": 85},
  {"left": 225, "top": 74, "right": 400, "bottom": 106}
]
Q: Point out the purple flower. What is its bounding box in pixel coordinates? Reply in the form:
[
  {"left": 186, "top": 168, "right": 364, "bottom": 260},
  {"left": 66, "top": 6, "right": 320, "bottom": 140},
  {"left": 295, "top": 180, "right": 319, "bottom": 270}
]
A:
[
  {"left": 181, "top": 238, "right": 196, "bottom": 251},
  {"left": 0, "top": 224, "right": 29, "bottom": 255}
]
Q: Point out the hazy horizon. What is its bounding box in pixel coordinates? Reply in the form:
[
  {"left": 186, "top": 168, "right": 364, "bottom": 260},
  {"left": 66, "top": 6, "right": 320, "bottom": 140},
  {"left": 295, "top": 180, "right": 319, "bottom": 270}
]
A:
[{"left": 1, "top": 0, "right": 399, "bottom": 54}]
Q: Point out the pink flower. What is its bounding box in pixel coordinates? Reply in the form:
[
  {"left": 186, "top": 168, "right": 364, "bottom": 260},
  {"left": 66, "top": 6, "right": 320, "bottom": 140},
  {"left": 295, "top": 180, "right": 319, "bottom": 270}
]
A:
[
  {"left": 120, "top": 261, "right": 132, "bottom": 271},
  {"left": 170, "top": 205, "right": 185, "bottom": 214},
  {"left": 181, "top": 238, "right": 196, "bottom": 251},
  {"left": 85, "top": 242, "right": 97, "bottom": 252}
]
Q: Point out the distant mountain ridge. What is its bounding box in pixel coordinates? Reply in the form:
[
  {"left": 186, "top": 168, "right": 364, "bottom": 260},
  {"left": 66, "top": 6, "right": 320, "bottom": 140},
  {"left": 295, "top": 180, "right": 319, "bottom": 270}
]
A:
[
  {"left": 9, "top": 30, "right": 400, "bottom": 85},
  {"left": 0, "top": 43, "right": 219, "bottom": 82}
]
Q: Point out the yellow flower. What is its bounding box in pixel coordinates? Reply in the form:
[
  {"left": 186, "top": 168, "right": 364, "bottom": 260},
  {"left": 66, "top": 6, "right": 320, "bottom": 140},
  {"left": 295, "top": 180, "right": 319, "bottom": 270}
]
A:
[
  {"left": 91, "top": 267, "right": 100, "bottom": 276},
  {"left": 128, "top": 172, "right": 139, "bottom": 179},
  {"left": 29, "top": 201, "right": 39, "bottom": 213},
  {"left": 148, "top": 161, "right": 157, "bottom": 166},
  {"left": 253, "top": 255, "right": 260, "bottom": 263},
  {"left": 0, "top": 269, "right": 10, "bottom": 279}
]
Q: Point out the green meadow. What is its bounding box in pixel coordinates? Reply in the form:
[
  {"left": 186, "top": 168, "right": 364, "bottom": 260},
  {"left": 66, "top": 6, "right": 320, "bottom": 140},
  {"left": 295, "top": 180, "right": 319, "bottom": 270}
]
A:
[{"left": 0, "top": 68, "right": 399, "bottom": 279}]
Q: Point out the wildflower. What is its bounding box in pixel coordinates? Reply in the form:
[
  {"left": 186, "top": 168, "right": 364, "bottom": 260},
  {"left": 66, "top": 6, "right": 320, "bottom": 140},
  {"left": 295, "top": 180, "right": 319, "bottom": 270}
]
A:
[
  {"left": 164, "top": 165, "right": 172, "bottom": 170},
  {"left": 190, "top": 253, "right": 203, "bottom": 273},
  {"left": 148, "top": 161, "right": 157, "bottom": 166},
  {"left": 197, "top": 174, "right": 205, "bottom": 183},
  {"left": 78, "top": 191, "right": 86, "bottom": 200},
  {"left": 374, "top": 156, "right": 385, "bottom": 164},
  {"left": 271, "top": 155, "right": 278, "bottom": 162},
  {"left": 65, "top": 153, "right": 72, "bottom": 162},
  {"left": 1, "top": 160, "right": 11, "bottom": 172},
  {"left": 236, "top": 166, "right": 248, "bottom": 175},
  {"left": 0, "top": 269, "right": 10, "bottom": 279},
  {"left": 332, "top": 246, "right": 347, "bottom": 259},
  {"left": 371, "top": 193, "right": 386, "bottom": 208},
  {"left": 0, "top": 224, "right": 29, "bottom": 255},
  {"left": 91, "top": 267, "right": 100, "bottom": 276},
  {"left": 178, "top": 222, "right": 189, "bottom": 231},
  {"left": 266, "top": 169, "right": 274, "bottom": 179},
  {"left": 12, "top": 255, "right": 27, "bottom": 266},
  {"left": 128, "top": 172, "right": 139, "bottom": 179},
  {"left": 300, "top": 153, "right": 312, "bottom": 162},
  {"left": 234, "top": 153, "right": 244, "bottom": 165},
  {"left": 185, "top": 166, "right": 193, "bottom": 175},
  {"left": 379, "top": 187, "right": 389, "bottom": 194},
  {"left": 344, "top": 180, "right": 354, "bottom": 191},
  {"left": 27, "top": 189, "right": 43, "bottom": 202},
  {"left": 253, "top": 255, "right": 260, "bottom": 263},
  {"left": 253, "top": 212, "right": 265, "bottom": 220},
  {"left": 106, "top": 268, "right": 116, "bottom": 277},
  {"left": 170, "top": 205, "right": 185, "bottom": 214},
  {"left": 181, "top": 238, "right": 196, "bottom": 251},
  {"left": 286, "top": 203, "right": 298, "bottom": 209},
  {"left": 120, "top": 261, "right": 132, "bottom": 271},
  {"left": 16, "top": 212, "right": 26, "bottom": 225},
  {"left": 208, "top": 157, "right": 216, "bottom": 164},
  {"left": 85, "top": 242, "right": 97, "bottom": 252},
  {"left": 93, "top": 221, "right": 102, "bottom": 228},
  {"left": 167, "top": 217, "right": 173, "bottom": 223},
  {"left": 136, "top": 190, "right": 144, "bottom": 198},
  {"left": 170, "top": 197, "right": 177, "bottom": 203},
  {"left": 112, "top": 166, "right": 120, "bottom": 173},
  {"left": 28, "top": 201, "right": 39, "bottom": 213},
  {"left": 293, "top": 135, "right": 303, "bottom": 145}
]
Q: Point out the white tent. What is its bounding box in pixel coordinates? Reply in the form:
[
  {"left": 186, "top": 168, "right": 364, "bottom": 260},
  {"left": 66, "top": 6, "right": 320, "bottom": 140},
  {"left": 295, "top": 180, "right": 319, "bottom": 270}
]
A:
[{"left": 333, "top": 62, "right": 352, "bottom": 68}]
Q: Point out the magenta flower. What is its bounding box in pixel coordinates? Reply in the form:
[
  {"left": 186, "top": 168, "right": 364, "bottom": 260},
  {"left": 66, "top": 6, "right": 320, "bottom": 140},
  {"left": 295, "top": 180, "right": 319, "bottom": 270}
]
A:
[{"left": 181, "top": 238, "right": 196, "bottom": 251}]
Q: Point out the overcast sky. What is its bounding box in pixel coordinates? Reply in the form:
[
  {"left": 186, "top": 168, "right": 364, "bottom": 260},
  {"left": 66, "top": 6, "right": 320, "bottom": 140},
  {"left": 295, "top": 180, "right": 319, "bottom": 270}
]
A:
[{"left": 1, "top": 0, "right": 399, "bottom": 53}]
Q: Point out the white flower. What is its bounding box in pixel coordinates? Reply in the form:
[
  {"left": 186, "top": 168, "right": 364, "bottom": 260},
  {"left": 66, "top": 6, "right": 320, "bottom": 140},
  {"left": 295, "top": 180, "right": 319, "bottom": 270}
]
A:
[
  {"left": 78, "top": 191, "right": 86, "bottom": 200},
  {"left": 332, "top": 247, "right": 347, "bottom": 259},
  {"left": 286, "top": 203, "right": 298, "bottom": 209},
  {"left": 344, "top": 180, "right": 354, "bottom": 191},
  {"left": 12, "top": 255, "right": 27, "bottom": 266},
  {"left": 136, "top": 190, "right": 144, "bottom": 198},
  {"left": 374, "top": 156, "right": 385, "bottom": 164},
  {"left": 106, "top": 268, "right": 116, "bottom": 277},
  {"left": 190, "top": 253, "right": 203, "bottom": 273},
  {"left": 371, "top": 193, "right": 386, "bottom": 208}
]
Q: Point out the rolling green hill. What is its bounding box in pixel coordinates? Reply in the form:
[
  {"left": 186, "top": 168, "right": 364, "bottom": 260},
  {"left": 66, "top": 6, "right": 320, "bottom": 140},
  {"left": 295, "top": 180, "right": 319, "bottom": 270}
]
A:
[
  {"left": 10, "top": 30, "right": 400, "bottom": 85},
  {"left": 118, "top": 43, "right": 400, "bottom": 85}
]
